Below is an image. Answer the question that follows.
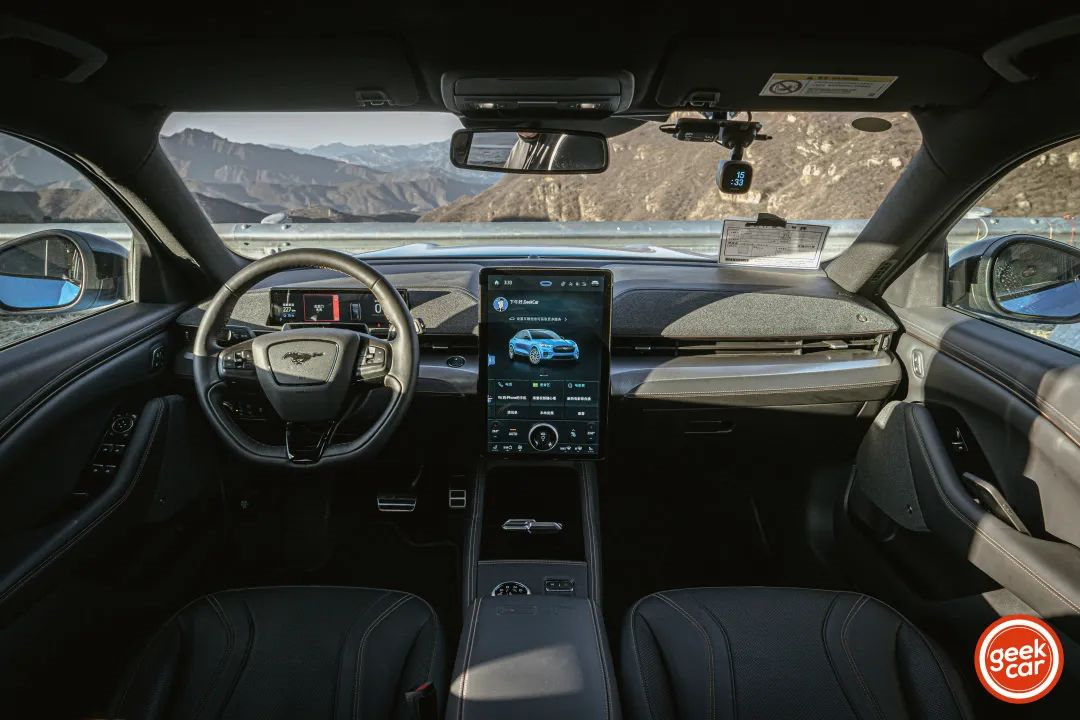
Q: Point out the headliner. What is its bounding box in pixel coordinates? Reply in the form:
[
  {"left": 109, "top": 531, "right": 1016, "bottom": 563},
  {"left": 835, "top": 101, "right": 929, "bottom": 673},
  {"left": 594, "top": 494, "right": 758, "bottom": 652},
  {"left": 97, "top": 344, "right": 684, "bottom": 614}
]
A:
[{"left": 4, "top": 5, "right": 1076, "bottom": 120}]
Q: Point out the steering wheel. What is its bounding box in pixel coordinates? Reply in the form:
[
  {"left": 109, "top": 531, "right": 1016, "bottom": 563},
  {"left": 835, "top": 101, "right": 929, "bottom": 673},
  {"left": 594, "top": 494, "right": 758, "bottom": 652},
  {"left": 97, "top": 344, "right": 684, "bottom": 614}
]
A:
[{"left": 192, "top": 249, "right": 419, "bottom": 467}]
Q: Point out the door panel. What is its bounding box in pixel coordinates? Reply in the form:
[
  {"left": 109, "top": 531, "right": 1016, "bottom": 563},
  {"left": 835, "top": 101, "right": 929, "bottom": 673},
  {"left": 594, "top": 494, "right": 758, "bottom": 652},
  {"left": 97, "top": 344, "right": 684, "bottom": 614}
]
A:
[
  {"left": 0, "top": 302, "right": 190, "bottom": 621},
  {"left": 895, "top": 307, "right": 1080, "bottom": 548},
  {"left": 851, "top": 305, "right": 1080, "bottom": 637}
]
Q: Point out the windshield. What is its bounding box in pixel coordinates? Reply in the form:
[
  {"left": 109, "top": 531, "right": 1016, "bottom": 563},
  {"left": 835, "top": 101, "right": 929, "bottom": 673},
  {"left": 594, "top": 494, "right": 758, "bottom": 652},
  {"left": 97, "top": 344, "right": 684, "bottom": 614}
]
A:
[
  {"left": 529, "top": 330, "right": 561, "bottom": 339},
  {"left": 156, "top": 111, "right": 921, "bottom": 260}
]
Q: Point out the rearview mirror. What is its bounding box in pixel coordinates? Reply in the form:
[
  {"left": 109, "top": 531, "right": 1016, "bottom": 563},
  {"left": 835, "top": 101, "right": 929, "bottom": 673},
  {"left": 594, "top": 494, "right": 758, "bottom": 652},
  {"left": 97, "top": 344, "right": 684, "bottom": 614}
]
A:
[{"left": 450, "top": 129, "right": 608, "bottom": 174}]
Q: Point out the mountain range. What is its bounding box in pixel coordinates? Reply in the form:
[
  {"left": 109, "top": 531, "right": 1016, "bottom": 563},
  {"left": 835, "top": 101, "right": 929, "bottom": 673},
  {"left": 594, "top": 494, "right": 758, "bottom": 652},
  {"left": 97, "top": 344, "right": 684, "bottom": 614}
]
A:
[
  {"left": 2, "top": 113, "right": 1076, "bottom": 227},
  {"left": 0, "top": 130, "right": 496, "bottom": 224},
  {"left": 421, "top": 112, "right": 925, "bottom": 222}
]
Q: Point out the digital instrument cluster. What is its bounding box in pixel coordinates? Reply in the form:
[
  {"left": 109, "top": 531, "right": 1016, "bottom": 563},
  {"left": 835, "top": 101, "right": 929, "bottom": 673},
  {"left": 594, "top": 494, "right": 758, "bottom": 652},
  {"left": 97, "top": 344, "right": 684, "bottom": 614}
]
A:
[
  {"left": 480, "top": 269, "right": 611, "bottom": 458},
  {"left": 268, "top": 288, "right": 407, "bottom": 329}
]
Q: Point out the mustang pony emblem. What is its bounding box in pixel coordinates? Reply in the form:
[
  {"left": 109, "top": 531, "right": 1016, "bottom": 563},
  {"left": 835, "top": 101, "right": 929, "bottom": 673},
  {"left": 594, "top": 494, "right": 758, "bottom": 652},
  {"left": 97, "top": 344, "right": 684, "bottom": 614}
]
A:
[{"left": 282, "top": 350, "right": 324, "bottom": 366}]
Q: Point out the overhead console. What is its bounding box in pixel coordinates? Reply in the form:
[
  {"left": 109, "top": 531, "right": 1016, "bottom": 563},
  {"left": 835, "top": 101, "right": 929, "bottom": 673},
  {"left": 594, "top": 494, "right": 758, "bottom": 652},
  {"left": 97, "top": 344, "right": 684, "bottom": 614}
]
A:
[
  {"left": 441, "top": 72, "right": 634, "bottom": 119},
  {"left": 480, "top": 268, "right": 612, "bottom": 458}
]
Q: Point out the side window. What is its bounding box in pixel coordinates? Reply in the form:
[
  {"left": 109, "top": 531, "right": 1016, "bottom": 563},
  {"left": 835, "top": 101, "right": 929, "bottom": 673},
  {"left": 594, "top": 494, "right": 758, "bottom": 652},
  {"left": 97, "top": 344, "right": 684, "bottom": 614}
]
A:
[
  {"left": 0, "top": 132, "right": 134, "bottom": 350},
  {"left": 946, "top": 138, "right": 1080, "bottom": 355}
]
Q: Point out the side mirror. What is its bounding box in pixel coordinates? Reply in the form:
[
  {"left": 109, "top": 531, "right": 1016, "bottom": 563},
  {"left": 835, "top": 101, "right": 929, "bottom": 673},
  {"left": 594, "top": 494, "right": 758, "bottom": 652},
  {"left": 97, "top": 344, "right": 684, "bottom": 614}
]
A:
[
  {"left": 450, "top": 129, "right": 608, "bottom": 174},
  {"left": 0, "top": 230, "right": 128, "bottom": 313},
  {"left": 949, "top": 234, "right": 1080, "bottom": 323}
]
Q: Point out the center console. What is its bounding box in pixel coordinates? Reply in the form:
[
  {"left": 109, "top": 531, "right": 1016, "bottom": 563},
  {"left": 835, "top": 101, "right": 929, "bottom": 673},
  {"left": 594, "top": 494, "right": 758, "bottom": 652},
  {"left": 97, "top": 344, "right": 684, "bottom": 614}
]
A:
[
  {"left": 451, "top": 270, "right": 619, "bottom": 717},
  {"left": 453, "top": 460, "right": 618, "bottom": 719}
]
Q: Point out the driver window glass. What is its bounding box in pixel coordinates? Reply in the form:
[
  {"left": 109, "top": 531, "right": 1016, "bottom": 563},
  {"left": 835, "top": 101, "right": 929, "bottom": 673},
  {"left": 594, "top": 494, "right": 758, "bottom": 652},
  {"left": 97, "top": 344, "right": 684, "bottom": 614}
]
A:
[
  {"left": 0, "top": 132, "right": 134, "bottom": 351},
  {"left": 946, "top": 137, "right": 1080, "bottom": 355}
]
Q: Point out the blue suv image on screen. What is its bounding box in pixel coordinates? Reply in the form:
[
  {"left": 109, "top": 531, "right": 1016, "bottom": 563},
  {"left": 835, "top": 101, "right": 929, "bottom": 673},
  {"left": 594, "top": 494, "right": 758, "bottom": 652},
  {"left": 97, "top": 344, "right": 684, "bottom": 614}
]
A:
[{"left": 508, "top": 329, "right": 580, "bottom": 364}]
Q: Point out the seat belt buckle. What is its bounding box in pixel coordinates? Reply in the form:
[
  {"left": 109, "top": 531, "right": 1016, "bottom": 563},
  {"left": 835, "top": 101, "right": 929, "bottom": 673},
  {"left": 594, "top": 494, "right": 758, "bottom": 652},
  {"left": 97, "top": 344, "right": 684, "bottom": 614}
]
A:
[{"left": 405, "top": 681, "right": 438, "bottom": 720}]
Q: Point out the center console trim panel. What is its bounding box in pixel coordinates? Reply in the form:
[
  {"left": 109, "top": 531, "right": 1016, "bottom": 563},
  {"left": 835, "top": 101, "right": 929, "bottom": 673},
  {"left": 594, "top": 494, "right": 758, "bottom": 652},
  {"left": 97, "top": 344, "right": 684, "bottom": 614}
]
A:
[{"left": 463, "top": 460, "right": 602, "bottom": 615}]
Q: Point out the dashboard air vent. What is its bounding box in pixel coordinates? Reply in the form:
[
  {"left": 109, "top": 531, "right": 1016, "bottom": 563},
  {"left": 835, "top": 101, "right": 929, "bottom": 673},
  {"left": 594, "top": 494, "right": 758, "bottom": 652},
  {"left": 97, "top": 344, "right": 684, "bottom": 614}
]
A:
[
  {"left": 420, "top": 334, "right": 479, "bottom": 354},
  {"left": 612, "top": 335, "right": 887, "bottom": 357}
]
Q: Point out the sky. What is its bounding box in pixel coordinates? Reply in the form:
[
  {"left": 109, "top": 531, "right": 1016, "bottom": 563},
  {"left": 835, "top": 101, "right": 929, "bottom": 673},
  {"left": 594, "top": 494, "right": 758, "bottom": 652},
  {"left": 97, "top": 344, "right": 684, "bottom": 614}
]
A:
[{"left": 160, "top": 112, "right": 463, "bottom": 148}]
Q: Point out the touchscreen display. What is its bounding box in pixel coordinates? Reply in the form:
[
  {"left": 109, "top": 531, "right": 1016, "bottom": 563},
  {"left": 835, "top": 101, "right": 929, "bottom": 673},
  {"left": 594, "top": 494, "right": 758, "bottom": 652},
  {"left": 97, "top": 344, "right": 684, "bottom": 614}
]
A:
[
  {"left": 481, "top": 269, "right": 611, "bottom": 457},
  {"left": 268, "top": 288, "right": 405, "bottom": 329}
]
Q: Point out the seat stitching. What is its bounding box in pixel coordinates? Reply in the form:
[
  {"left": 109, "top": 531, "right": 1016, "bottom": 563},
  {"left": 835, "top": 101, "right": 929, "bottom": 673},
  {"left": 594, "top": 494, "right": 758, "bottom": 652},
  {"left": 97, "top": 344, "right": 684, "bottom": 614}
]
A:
[
  {"left": 0, "top": 399, "right": 165, "bottom": 604},
  {"left": 465, "top": 467, "right": 483, "bottom": 608},
  {"left": 353, "top": 594, "right": 412, "bottom": 720},
  {"left": 404, "top": 592, "right": 443, "bottom": 685},
  {"left": 628, "top": 597, "right": 660, "bottom": 720},
  {"left": 909, "top": 410, "right": 1080, "bottom": 614},
  {"left": 820, "top": 594, "right": 861, "bottom": 719},
  {"left": 896, "top": 616, "right": 970, "bottom": 720},
  {"left": 193, "top": 595, "right": 235, "bottom": 720},
  {"left": 589, "top": 600, "right": 612, "bottom": 720},
  {"left": 112, "top": 587, "right": 250, "bottom": 713},
  {"left": 426, "top": 614, "right": 440, "bottom": 685},
  {"left": 840, "top": 596, "right": 886, "bottom": 720},
  {"left": 457, "top": 600, "right": 483, "bottom": 720},
  {"left": 217, "top": 595, "right": 256, "bottom": 717},
  {"left": 698, "top": 603, "right": 739, "bottom": 720},
  {"left": 583, "top": 464, "right": 601, "bottom": 599},
  {"left": 331, "top": 591, "right": 389, "bottom": 720},
  {"left": 656, "top": 593, "right": 715, "bottom": 720}
]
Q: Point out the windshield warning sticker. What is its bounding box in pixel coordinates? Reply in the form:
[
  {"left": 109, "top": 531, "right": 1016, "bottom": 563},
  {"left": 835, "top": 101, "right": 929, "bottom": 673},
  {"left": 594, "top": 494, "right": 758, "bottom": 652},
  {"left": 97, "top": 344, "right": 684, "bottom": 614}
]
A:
[
  {"left": 760, "top": 73, "right": 896, "bottom": 99},
  {"left": 719, "top": 219, "right": 829, "bottom": 269}
]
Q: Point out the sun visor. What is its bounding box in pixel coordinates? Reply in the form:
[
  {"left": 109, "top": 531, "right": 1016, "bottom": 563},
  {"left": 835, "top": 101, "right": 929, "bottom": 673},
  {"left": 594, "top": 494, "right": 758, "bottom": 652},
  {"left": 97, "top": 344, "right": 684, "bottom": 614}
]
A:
[
  {"left": 655, "top": 41, "right": 995, "bottom": 111},
  {"left": 89, "top": 39, "right": 419, "bottom": 110}
]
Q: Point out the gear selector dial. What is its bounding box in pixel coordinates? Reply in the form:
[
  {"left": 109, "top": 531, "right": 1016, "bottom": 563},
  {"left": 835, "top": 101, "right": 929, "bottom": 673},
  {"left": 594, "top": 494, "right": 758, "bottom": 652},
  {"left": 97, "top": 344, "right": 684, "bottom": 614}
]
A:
[{"left": 528, "top": 423, "right": 558, "bottom": 451}]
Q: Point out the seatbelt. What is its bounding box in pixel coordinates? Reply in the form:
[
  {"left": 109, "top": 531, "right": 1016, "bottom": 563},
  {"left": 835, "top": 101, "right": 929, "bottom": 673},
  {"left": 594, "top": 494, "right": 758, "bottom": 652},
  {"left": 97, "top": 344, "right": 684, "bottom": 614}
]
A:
[{"left": 405, "top": 682, "right": 438, "bottom": 720}]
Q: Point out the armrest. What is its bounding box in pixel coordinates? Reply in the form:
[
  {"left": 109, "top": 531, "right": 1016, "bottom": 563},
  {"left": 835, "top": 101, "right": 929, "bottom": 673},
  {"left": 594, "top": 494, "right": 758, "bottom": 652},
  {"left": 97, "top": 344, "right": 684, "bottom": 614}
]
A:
[{"left": 448, "top": 596, "right": 620, "bottom": 719}]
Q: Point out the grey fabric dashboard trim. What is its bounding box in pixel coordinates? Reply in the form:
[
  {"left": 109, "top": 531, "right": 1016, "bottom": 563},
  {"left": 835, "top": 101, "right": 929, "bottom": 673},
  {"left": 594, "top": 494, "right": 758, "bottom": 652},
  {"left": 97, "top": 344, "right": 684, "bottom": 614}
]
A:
[
  {"left": 175, "top": 263, "right": 896, "bottom": 340},
  {"left": 614, "top": 288, "right": 896, "bottom": 338}
]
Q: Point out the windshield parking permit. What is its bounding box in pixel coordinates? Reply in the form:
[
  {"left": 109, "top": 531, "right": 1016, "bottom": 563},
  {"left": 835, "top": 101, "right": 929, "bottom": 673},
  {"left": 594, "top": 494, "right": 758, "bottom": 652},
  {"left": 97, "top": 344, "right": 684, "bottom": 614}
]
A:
[
  {"left": 719, "top": 218, "right": 829, "bottom": 269},
  {"left": 759, "top": 73, "right": 896, "bottom": 99}
]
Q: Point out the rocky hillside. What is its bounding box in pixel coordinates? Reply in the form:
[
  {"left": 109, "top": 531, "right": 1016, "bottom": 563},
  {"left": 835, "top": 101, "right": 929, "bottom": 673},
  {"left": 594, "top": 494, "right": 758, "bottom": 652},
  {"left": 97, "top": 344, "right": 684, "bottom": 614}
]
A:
[{"left": 422, "top": 112, "right": 925, "bottom": 222}]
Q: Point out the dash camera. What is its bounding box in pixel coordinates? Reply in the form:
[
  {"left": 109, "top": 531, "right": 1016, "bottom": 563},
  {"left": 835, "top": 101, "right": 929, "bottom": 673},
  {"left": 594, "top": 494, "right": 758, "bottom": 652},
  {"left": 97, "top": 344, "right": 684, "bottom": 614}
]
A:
[{"left": 717, "top": 160, "right": 753, "bottom": 194}]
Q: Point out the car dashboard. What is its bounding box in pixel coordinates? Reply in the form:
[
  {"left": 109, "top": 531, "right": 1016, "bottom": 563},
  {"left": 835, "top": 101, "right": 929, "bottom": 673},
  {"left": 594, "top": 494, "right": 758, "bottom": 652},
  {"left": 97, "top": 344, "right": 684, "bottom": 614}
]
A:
[{"left": 175, "top": 257, "right": 901, "bottom": 461}]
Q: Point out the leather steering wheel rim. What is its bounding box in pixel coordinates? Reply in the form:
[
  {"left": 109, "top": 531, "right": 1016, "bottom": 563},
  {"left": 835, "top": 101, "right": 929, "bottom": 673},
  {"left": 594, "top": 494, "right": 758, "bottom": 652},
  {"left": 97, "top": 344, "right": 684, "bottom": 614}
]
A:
[{"left": 192, "top": 248, "right": 419, "bottom": 468}]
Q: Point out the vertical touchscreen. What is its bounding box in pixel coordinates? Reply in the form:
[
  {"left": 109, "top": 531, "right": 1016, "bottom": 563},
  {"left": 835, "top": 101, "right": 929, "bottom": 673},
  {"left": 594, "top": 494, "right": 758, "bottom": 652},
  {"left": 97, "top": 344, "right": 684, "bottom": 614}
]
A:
[{"left": 481, "top": 269, "right": 611, "bottom": 457}]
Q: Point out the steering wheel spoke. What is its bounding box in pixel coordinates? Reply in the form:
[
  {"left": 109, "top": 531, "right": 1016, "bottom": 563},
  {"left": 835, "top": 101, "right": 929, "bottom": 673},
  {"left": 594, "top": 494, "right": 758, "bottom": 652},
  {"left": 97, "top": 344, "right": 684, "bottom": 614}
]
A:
[
  {"left": 284, "top": 420, "right": 338, "bottom": 463},
  {"left": 217, "top": 338, "right": 258, "bottom": 382},
  {"left": 354, "top": 335, "right": 393, "bottom": 385}
]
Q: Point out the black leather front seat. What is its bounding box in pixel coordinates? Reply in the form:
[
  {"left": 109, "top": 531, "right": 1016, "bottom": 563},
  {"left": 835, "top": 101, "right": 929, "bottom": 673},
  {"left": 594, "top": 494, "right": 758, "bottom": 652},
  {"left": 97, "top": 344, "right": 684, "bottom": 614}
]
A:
[
  {"left": 621, "top": 587, "right": 972, "bottom": 719},
  {"left": 110, "top": 586, "right": 445, "bottom": 720}
]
